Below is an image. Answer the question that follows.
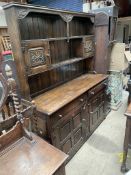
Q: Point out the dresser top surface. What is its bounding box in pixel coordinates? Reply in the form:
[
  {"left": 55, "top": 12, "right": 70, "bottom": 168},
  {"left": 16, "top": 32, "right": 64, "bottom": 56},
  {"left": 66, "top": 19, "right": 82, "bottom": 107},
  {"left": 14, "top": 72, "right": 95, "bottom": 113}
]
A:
[
  {"left": 0, "top": 133, "right": 68, "bottom": 175},
  {"left": 34, "top": 74, "right": 108, "bottom": 115}
]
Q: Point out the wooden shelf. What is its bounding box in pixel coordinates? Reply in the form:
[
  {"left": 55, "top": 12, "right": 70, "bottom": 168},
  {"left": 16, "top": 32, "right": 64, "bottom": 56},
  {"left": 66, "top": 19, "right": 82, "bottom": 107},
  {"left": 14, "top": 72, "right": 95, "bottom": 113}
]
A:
[
  {"left": 28, "top": 56, "right": 94, "bottom": 77},
  {"left": 21, "top": 35, "right": 94, "bottom": 44}
]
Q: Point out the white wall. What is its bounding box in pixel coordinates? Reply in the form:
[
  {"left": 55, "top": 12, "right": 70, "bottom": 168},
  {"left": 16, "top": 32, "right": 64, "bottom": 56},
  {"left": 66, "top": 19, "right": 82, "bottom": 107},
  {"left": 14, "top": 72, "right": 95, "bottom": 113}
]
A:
[
  {"left": 0, "top": 3, "right": 7, "bottom": 27},
  {"left": 116, "top": 20, "right": 131, "bottom": 43}
]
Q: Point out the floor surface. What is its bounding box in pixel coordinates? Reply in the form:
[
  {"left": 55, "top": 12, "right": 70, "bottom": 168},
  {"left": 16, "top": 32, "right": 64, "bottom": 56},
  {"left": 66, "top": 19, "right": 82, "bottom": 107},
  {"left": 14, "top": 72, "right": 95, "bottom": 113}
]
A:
[{"left": 66, "top": 91, "right": 130, "bottom": 175}]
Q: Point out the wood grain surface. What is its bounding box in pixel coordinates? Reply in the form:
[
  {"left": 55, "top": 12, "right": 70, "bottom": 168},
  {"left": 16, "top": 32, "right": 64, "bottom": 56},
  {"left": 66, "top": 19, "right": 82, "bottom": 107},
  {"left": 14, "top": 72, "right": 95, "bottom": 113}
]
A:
[
  {"left": 0, "top": 133, "right": 68, "bottom": 175},
  {"left": 34, "top": 74, "right": 108, "bottom": 115}
]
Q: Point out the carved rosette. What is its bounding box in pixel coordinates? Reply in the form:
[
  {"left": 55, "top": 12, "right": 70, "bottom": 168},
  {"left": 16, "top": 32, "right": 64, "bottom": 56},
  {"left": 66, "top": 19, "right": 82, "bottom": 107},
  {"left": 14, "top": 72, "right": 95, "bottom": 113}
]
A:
[
  {"left": 84, "top": 40, "right": 93, "bottom": 52},
  {"left": 28, "top": 47, "right": 46, "bottom": 67},
  {"left": 83, "top": 36, "right": 95, "bottom": 58}
]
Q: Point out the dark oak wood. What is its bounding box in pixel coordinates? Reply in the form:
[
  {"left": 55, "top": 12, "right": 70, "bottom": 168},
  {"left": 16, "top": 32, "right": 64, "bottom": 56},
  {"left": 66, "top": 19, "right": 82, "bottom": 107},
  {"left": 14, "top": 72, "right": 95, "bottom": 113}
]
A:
[
  {"left": 0, "top": 130, "right": 68, "bottom": 175},
  {"left": 33, "top": 74, "right": 109, "bottom": 161},
  {"left": 94, "top": 12, "right": 118, "bottom": 74},
  {"left": 3, "top": 4, "right": 111, "bottom": 162},
  {"left": 34, "top": 74, "right": 108, "bottom": 115},
  {"left": 0, "top": 73, "right": 68, "bottom": 175},
  {"left": 3, "top": 4, "right": 95, "bottom": 99}
]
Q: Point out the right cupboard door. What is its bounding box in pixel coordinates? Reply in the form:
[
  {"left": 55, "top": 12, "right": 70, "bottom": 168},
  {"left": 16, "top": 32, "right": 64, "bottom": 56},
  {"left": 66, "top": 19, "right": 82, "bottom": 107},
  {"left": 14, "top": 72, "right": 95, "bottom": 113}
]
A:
[{"left": 89, "top": 90, "right": 106, "bottom": 133}]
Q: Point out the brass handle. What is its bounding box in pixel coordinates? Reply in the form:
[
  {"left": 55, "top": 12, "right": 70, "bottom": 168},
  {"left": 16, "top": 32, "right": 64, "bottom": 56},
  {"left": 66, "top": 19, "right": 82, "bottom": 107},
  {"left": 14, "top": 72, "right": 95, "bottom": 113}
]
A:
[
  {"left": 59, "top": 114, "right": 63, "bottom": 118},
  {"left": 90, "top": 91, "right": 95, "bottom": 95},
  {"left": 80, "top": 98, "right": 84, "bottom": 102}
]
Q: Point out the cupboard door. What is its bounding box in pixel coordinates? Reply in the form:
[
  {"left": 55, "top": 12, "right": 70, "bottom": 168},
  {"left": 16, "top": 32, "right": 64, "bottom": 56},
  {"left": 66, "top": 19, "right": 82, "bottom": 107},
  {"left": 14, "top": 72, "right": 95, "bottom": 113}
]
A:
[
  {"left": 51, "top": 105, "right": 86, "bottom": 159},
  {"left": 81, "top": 103, "right": 90, "bottom": 138},
  {"left": 89, "top": 90, "right": 106, "bottom": 133},
  {"left": 98, "top": 93, "right": 105, "bottom": 122},
  {"left": 72, "top": 107, "right": 85, "bottom": 153},
  {"left": 89, "top": 108, "right": 99, "bottom": 132}
]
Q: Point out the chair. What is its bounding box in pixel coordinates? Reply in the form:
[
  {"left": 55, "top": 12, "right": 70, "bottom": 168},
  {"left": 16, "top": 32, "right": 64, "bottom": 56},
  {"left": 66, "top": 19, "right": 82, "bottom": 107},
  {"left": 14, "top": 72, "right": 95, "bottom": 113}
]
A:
[{"left": 0, "top": 61, "right": 68, "bottom": 175}]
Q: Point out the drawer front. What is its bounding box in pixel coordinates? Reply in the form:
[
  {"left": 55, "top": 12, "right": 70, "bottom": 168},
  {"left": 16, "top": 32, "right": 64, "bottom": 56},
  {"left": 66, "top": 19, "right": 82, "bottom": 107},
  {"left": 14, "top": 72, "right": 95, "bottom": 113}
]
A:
[
  {"left": 88, "top": 80, "right": 107, "bottom": 98},
  {"left": 51, "top": 93, "right": 86, "bottom": 126}
]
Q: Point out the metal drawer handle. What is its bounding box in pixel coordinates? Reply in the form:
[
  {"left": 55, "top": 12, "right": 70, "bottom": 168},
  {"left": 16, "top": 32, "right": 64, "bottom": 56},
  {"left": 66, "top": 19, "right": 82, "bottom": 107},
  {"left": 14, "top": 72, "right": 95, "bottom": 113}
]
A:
[
  {"left": 104, "top": 82, "right": 107, "bottom": 86},
  {"left": 80, "top": 98, "right": 84, "bottom": 102},
  {"left": 90, "top": 91, "right": 95, "bottom": 95},
  {"left": 59, "top": 114, "right": 63, "bottom": 118}
]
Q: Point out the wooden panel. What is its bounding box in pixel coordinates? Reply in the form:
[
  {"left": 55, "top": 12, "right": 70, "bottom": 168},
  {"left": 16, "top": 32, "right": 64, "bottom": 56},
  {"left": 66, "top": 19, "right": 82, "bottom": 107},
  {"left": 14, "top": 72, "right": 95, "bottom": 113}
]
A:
[
  {"left": 69, "top": 39, "right": 83, "bottom": 58},
  {"left": 0, "top": 133, "right": 68, "bottom": 175},
  {"left": 73, "top": 113, "right": 81, "bottom": 129},
  {"left": 69, "top": 17, "right": 94, "bottom": 36},
  {"left": 50, "top": 40, "right": 69, "bottom": 64},
  {"left": 19, "top": 13, "right": 67, "bottom": 40},
  {"left": 83, "top": 36, "right": 95, "bottom": 58},
  {"left": 51, "top": 104, "right": 85, "bottom": 158},
  {"left": 0, "top": 28, "right": 8, "bottom": 52},
  {"left": 60, "top": 121, "right": 71, "bottom": 141},
  {"left": 29, "top": 60, "right": 85, "bottom": 97},
  {"left": 62, "top": 139, "right": 72, "bottom": 154},
  {"left": 22, "top": 40, "right": 51, "bottom": 74},
  {"left": 74, "top": 128, "right": 82, "bottom": 144},
  {"left": 95, "top": 23, "right": 109, "bottom": 74},
  {"left": 90, "top": 108, "right": 99, "bottom": 132},
  {"left": 89, "top": 90, "right": 106, "bottom": 132}
]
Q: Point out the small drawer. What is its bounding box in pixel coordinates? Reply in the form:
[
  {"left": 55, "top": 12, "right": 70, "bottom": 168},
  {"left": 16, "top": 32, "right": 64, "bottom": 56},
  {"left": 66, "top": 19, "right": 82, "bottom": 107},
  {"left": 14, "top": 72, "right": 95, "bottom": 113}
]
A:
[
  {"left": 88, "top": 80, "right": 107, "bottom": 98},
  {"left": 51, "top": 94, "right": 86, "bottom": 126}
]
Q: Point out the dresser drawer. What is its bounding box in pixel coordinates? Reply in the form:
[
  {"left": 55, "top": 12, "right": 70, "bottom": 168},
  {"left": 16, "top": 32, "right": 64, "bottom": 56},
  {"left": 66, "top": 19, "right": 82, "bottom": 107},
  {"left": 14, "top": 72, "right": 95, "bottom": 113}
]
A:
[
  {"left": 88, "top": 80, "right": 107, "bottom": 98},
  {"left": 50, "top": 93, "right": 86, "bottom": 126}
]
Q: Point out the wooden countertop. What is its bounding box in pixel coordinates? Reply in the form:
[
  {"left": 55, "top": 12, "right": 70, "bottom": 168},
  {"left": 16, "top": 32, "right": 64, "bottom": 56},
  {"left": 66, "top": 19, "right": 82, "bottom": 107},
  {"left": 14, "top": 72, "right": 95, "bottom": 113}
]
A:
[
  {"left": 0, "top": 133, "right": 68, "bottom": 175},
  {"left": 34, "top": 74, "right": 108, "bottom": 115}
]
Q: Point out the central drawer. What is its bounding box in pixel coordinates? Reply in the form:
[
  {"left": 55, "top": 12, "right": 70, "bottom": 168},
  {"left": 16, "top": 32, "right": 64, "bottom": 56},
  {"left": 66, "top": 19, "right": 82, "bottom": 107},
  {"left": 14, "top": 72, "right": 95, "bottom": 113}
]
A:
[{"left": 50, "top": 93, "right": 87, "bottom": 126}]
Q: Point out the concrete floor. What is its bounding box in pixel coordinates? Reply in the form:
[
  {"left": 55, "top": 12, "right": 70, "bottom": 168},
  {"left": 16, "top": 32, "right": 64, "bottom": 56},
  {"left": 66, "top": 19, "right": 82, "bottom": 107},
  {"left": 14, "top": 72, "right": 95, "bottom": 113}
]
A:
[{"left": 66, "top": 91, "right": 131, "bottom": 175}]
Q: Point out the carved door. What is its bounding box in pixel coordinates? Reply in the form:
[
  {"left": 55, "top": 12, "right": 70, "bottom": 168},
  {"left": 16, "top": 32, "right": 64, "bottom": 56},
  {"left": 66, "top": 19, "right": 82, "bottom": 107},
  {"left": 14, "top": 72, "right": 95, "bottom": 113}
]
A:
[
  {"left": 21, "top": 40, "right": 51, "bottom": 75},
  {"left": 52, "top": 105, "right": 86, "bottom": 159},
  {"left": 89, "top": 90, "right": 105, "bottom": 133}
]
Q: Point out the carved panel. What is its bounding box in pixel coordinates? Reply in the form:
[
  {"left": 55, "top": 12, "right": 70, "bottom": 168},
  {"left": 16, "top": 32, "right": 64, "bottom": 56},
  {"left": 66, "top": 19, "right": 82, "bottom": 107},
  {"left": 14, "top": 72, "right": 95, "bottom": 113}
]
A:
[
  {"left": 60, "top": 13, "right": 73, "bottom": 23},
  {"left": 28, "top": 47, "right": 46, "bottom": 67},
  {"left": 83, "top": 36, "right": 95, "bottom": 58},
  {"left": 22, "top": 40, "right": 50, "bottom": 75},
  {"left": 17, "top": 8, "right": 30, "bottom": 19}
]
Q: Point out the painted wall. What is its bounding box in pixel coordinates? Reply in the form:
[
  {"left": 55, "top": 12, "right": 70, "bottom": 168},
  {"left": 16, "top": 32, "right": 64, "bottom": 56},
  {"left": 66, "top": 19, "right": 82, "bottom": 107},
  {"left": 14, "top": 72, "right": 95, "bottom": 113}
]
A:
[{"left": 116, "top": 20, "right": 131, "bottom": 43}]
